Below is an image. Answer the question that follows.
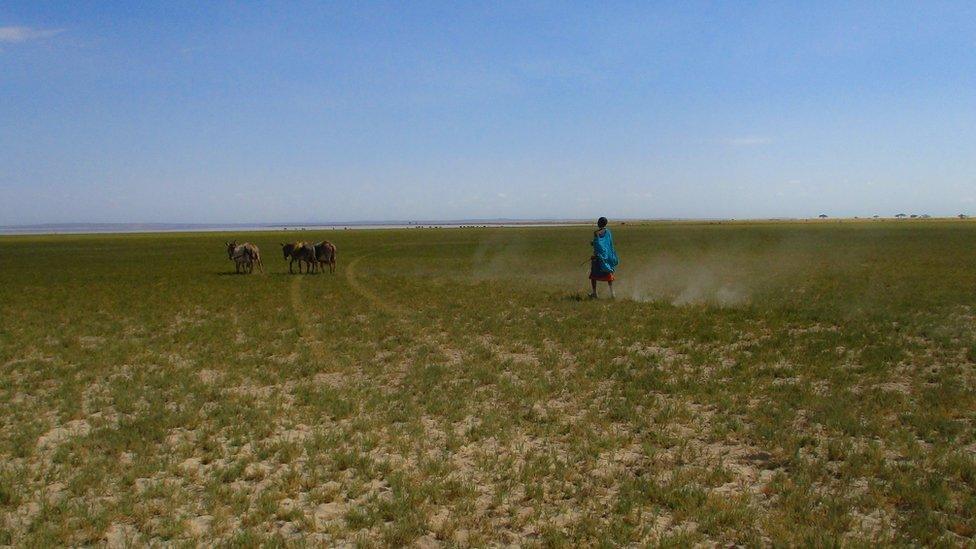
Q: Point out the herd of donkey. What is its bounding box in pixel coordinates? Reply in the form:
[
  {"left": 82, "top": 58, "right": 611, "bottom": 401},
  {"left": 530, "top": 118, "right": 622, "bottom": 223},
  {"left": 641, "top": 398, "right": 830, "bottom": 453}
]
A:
[{"left": 224, "top": 240, "right": 337, "bottom": 274}]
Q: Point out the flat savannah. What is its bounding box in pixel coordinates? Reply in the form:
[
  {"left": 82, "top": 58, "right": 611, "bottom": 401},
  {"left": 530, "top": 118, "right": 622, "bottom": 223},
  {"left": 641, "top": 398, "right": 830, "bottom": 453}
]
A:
[{"left": 1, "top": 220, "right": 975, "bottom": 546}]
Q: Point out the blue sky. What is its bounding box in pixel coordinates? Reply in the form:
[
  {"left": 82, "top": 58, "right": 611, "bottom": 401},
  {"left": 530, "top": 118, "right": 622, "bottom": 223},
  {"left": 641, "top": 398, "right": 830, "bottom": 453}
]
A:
[{"left": 2, "top": 2, "right": 975, "bottom": 224}]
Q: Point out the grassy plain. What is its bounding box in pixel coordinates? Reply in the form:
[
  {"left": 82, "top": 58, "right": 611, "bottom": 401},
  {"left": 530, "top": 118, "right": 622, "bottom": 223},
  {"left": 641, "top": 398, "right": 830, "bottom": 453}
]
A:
[{"left": 1, "top": 220, "right": 975, "bottom": 546}]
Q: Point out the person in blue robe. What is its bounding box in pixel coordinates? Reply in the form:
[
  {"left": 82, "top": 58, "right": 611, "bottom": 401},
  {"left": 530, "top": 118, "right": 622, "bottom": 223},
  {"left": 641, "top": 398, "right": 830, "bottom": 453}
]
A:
[{"left": 589, "top": 216, "right": 618, "bottom": 298}]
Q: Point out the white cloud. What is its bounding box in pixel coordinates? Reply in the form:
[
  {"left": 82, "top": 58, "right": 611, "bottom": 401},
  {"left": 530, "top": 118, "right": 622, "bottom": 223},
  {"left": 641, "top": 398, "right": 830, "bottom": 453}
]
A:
[
  {"left": 0, "top": 26, "right": 64, "bottom": 43},
  {"left": 727, "top": 136, "right": 772, "bottom": 147}
]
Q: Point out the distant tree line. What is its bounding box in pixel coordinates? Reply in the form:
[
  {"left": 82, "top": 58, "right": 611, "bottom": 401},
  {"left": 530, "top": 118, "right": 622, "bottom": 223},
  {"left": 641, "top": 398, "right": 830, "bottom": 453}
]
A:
[{"left": 813, "top": 213, "right": 971, "bottom": 219}]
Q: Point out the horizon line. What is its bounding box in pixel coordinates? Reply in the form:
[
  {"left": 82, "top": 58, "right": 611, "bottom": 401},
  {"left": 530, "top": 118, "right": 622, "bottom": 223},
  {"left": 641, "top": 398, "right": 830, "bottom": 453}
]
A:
[{"left": 1, "top": 215, "right": 972, "bottom": 237}]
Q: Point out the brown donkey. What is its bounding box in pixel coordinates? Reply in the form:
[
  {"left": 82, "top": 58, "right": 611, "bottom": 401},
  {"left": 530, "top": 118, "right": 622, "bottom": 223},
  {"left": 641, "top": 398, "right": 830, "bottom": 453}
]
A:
[
  {"left": 226, "top": 241, "right": 263, "bottom": 274},
  {"left": 281, "top": 242, "right": 317, "bottom": 274},
  {"left": 314, "top": 241, "right": 337, "bottom": 274}
]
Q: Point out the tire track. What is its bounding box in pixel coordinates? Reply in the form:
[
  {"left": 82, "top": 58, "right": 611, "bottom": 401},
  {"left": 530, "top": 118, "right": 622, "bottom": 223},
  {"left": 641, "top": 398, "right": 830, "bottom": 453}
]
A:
[
  {"left": 289, "top": 252, "right": 415, "bottom": 366},
  {"left": 305, "top": 242, "right": 532, "bottom": 369},
  {"left": 343, "top": 240, "right": 469, "bottom": 322},
  {"left": 344, "top": 253, "right": 468, "bottom": 365},
  {"left": 345, "top": 253, "right": 406, "bottom": 319}
]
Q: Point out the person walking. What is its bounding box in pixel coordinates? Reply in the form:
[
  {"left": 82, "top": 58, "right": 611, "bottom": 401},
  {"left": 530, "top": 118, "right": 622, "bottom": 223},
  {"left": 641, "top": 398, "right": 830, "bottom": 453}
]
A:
[{"left": 589, "top": 216, "right": 618, "bottom": 298}]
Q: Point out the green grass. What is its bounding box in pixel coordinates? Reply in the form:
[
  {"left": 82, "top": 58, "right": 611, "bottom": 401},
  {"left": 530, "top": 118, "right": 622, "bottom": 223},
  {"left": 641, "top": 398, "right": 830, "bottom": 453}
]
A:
[{"left": 1, "top": 220, "right": 975, "bottom": 545}]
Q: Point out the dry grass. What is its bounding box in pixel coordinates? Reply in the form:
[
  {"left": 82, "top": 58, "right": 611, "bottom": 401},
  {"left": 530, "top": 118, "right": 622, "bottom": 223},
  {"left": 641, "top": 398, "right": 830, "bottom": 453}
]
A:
[{"left": 1, "top": 220, "right": 975, "bottom": 545}]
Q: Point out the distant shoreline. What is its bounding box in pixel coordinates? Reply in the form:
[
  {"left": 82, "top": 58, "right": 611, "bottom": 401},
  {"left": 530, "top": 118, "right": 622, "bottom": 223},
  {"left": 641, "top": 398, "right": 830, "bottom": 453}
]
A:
[
  {"left": 0, "top": 220, "right": 591, "bottom": 236},
  {"left": 0, "top": 216, "right": 969, "bottom": 236}
]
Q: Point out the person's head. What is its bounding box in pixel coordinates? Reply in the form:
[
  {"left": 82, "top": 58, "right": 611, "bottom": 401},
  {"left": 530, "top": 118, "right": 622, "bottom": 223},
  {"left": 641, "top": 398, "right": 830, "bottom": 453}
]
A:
[{"left": 597, "top": 217, "right": 608, "bottom": 228}]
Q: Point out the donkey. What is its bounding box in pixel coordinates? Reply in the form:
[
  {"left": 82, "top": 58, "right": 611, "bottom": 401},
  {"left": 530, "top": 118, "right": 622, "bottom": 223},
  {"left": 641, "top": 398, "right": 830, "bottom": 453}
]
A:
[
  {"left": 240, "top": 242, "right": 264, "bottom": 273},
  {"left": 226, "top": 241, "right": 263, "bottom": 274},
  {"left": 313, "top": 241, "right": 337, "bottom": 274},
  {"left": 281, "top": 242, "right": 317, "bottom": 274}
]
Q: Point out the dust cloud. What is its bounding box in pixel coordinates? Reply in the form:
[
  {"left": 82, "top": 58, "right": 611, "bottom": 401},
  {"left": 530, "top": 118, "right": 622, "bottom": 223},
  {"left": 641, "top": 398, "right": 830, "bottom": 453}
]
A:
[
  {"left": 469, "top": 231, "right": 531, "bottom": 282},
  {"left": 468, "top": 230, "right": 821, "bottom": 308},
  {"left": 618, "top": 252, "right": 754, "bottom": 307}
]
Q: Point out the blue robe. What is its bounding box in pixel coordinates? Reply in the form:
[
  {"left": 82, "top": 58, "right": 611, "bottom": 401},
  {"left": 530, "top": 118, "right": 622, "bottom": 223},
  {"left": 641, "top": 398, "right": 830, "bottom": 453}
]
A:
[{"left": 591, "top": 228, "right": 618, "bottom": 274}]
